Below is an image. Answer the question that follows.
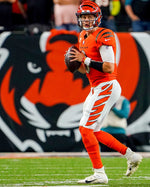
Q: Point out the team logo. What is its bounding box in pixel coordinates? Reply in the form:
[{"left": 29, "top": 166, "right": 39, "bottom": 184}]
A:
[{"left": 0, "top": 30, "right": 90, "bottom": 152}]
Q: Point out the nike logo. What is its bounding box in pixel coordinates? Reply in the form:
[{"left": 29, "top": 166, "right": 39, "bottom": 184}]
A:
[
  {"left": 104, "top": 39, "right": 110, "bottom": 42},
  {"left": 85, "top": 179, "right": 97, "bottom": 183}
]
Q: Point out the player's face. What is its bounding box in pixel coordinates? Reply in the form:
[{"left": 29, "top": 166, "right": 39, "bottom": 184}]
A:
[{"left": 80, "top": 14, "right": 95, "bottom": 30}]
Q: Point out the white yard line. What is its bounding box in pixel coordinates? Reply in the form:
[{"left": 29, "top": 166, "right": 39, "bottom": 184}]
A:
[{"left": 0, "top": 152, "right": 150, "bottom": 158}]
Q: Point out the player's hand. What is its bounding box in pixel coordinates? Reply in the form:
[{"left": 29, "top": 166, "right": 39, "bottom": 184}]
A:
[{"left": 69, "top": 48, "right": 85, "bottom": 63}]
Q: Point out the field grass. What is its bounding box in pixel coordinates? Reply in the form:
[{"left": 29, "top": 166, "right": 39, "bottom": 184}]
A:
[{"left": 0, "top": 156, "right": 150, "bottom": 186}]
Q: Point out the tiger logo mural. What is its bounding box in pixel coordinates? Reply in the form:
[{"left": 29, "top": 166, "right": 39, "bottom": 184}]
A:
[
  {"left": 0, "top": 30, "right": 149, "bottom": 152},
  {"left": 0, "top": 30, "right": 90, "bottom": 152}
]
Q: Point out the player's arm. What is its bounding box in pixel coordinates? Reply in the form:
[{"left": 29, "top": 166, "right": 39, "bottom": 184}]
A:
[
  {"left": 83, "top": 45, "right": 115, "bottom": 73},
  {"left": 69, "top": 45, "right": 115, "bottom": 74},
  {"left": 99, "top": 45, "right": 115, "bottom": 73}
]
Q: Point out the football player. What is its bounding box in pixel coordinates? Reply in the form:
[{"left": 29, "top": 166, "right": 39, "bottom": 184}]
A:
[{"left": 69, "top": 0, "right": 142, "bottom": 184}]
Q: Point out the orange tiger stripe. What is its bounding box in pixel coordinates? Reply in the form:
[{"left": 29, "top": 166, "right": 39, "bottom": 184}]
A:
[
  {"left": 99, "top": 84, "right": 113, "bottom": 96},
  {"left": 88, "top": 114, "right": 100, "bottom": 122},
  {"left": 86, "top": 121, "right": 96, "bottom": 126},
  {"left": 91, "top": 104, "right": 105, "bottom": 116},
  {"left": 101, "top": 84, "right": 109, "bottom": 90},
  {"left": 93, "top": 96, "right": 110, "bottom": 107},
  {"left": 86, "top": 83, "right": 112, "bottom": 126}
]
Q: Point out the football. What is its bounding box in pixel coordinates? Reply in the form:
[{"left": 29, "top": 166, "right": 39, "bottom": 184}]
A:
[{"left": 65, "top": 46, "right": 81, "bottom": 73}]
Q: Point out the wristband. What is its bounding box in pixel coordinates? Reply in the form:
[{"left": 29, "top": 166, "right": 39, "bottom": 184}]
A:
[
  {"left": 90, "top": 60, "right": 104, "bottom": 72},
  {"left": 84, "top": 57, "right": 91, "bottom": 66}
]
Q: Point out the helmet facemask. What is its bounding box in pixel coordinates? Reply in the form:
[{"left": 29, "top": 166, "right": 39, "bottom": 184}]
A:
[{"left": 77, "top": 13, "right": 101, "bottom": 31}]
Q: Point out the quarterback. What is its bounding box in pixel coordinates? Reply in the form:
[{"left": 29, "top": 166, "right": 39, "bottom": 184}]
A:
[{"left": 69, "top": 0, "right": 142, "bottom": 184}]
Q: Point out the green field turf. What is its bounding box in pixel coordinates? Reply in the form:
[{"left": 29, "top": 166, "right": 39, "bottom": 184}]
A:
[{"left": 0, "top": 156, "right": 149, "bottom": 186}]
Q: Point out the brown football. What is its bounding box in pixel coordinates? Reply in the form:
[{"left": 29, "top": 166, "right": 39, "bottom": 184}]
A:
[{"left": 65, "top": 46, "right": 81, "bottom": 73}]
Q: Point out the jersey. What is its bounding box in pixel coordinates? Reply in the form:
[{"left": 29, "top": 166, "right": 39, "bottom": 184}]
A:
[{"left": 79, "top": 27, "right": 117, "bottom": 87}]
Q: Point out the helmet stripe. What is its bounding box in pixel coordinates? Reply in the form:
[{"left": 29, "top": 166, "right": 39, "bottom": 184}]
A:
[{"left": 81, "top": 5, "right": 96, "bottom": 10}]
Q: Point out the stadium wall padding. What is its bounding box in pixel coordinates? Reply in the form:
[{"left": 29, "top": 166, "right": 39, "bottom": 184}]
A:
[{"left": 0, "top": 29, "right": 149, "bottom": 152}]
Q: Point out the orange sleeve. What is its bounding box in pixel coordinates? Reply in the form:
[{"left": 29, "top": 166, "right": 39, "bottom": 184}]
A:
[{"left": 96, "top": 29, "right": 116, "bottom": 49}]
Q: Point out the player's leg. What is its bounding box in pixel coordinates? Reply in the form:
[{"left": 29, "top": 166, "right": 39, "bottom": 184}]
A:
[
  {"left": 78, "top": 127, "right": 108, "bottom": 184},
  {"left": 79, "top": 126, "right": 103, "bottom": 169},
  {"left": 94, "top": 130, "right": 127, "bottom": 154},
  {"left": 93, "top": 80, "right": 142, "bottom": 176},
  {"left": 78, "top": 82, "right": 116, "bottom": 184},
  {"left": 78, "top": 126, "right": 108, "bottom": 184},
  {"left": 79, "top": 89, "right": 104, "bottom": 170},
  {"left": 94, "top": 130, "right": 143, "bottom": 176},
  {"left": 93, "top": 80, "right": 127, "bottom": 153}
]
